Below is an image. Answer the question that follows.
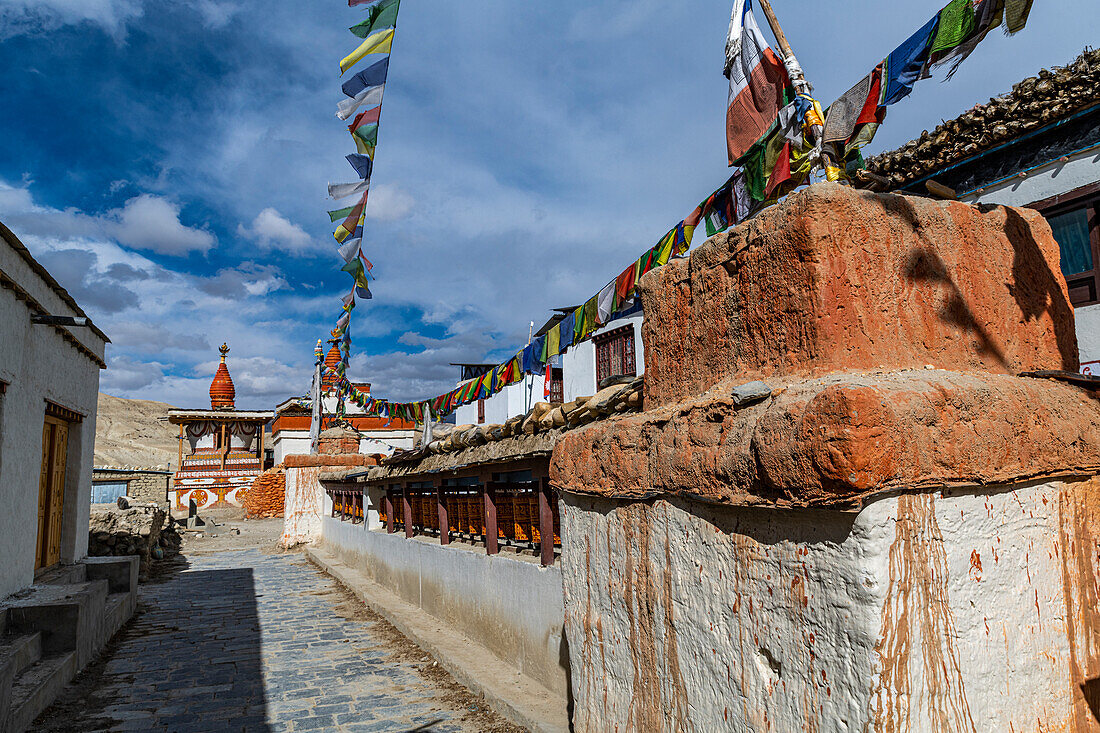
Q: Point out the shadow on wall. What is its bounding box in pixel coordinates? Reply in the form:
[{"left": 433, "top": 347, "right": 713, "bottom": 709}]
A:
[{"left": 886, "top": 194, "right": 1078, "bottom": 372}]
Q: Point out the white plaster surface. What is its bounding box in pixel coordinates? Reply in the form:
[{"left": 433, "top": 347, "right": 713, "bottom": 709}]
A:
[
  {"left": 561, "top": 314, "right": 644, "bottom": 403},
  {"left": 0, "top": 235, "right": 106, "bottom": 600},
  {"left": 455, "top": 377, "right": 542, "bottom": 426},
  {"left": 1076, "top": 303, "right": 1100, "bottom": 369},
  {"left": 279, "top": 465, "right": 324, "bottom": 547},
  {"left": 321, "top": 514, "right": 569, "bottom": 697},
  {"left": 961, "top": 147, "right": 1100, "bottom": 208},
  {"left": 560, "top": 480, "right": 1100, "bottom": 732}
]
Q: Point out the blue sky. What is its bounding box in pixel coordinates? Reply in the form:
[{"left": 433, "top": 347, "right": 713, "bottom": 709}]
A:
[{"left": 0, "top": 0, "right": 1096, "bottom": 409}]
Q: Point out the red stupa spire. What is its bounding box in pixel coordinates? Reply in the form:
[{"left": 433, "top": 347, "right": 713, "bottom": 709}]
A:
[
  {"left": 320, "top": 342, "right": 342, "bottom": 389},
  {"left": 210, "top": 343, "right": 236, "bottom": 409}
]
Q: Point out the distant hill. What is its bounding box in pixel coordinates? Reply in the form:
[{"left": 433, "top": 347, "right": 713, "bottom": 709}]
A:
[{"left": 94, "top": 393, "right": 180, "bottom": 470}]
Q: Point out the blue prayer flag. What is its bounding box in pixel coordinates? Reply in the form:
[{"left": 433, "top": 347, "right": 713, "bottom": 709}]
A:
[
  {"left": 883, "top": 16, "right": 939, "bottom": 106},
  {"left": 346, "top": 153, "right": 373, "bottom": 180},
  {"left": 342, "top": 57, "right": 390, "bottom": 99}
]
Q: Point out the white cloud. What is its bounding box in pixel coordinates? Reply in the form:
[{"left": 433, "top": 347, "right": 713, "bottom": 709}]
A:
[
  {"left": 237, "top": 208, "right": 314, "bottom": 254},
  {"left": 108, "top": 194, "right": 216, "bottom": 255},
  {"left": 188, "top": 0, "right": 239, "bottom": 28},
  {"left": 0, "top": 0, "right": 143, "bottom": 40},
  {"left": 366, "top": 184, "right": 415, "bottom": 222}
]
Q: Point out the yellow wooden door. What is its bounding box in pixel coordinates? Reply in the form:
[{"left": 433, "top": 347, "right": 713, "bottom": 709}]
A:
[
  {"left": 36, "top": 417, "right": 68, "bottom": 570},
  {"left": 35, "top": 422, "right": 52, "bottom": 570},
  {"left": 46, "top": 420, "right": 68, "bottom": 566}
]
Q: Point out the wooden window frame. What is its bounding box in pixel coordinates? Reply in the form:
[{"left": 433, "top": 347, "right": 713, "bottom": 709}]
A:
[
  {"left": 594, "top": 325, "right": 637, "bottom": 387},
  {"left": 549, "top": 368, "right": 563, "bottom": 404},
  {"left": 1029, "top": 181, "right": 1100, "bottom": 307},
  {"left": 477, "top": 398, "right": 485, "bottom": 424}
]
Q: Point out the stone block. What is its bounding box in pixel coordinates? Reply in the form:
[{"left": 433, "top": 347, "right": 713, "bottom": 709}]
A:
[{"left": 638, "top": 183, "right": 1078, "bottom": 407}]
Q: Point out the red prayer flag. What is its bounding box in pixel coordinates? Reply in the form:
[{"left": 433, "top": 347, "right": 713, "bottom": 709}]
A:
[
  {"left": 614, "top": 263, "right": 637, "bottom": 306},
  {"left": 855, "top": 63, "right": 885, "bottom": 128}
]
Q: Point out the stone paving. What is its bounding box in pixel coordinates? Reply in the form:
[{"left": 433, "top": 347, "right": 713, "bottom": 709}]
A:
[{"left": 34, "top": 548, "right": 520, "bottom": 732}]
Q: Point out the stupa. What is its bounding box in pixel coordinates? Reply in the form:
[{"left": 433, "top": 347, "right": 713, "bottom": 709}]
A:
[{"left": 167, "top": 344, "right": 273, "bottom": 512}]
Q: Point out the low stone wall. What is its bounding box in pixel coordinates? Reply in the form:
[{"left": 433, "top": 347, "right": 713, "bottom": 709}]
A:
[
  {"left": 559, "top": 478, "right": 1100, "bottom": 732},
  {"left": 92, "top": 469, "right": 170, "bottom": 505},
  {"left": 321, "top": 516, "right": 569, "bottom": 698}
]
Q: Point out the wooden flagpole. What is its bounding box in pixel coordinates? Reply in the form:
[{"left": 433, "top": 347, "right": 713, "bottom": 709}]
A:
[{"left": 755, "top": 0, "right": 813, "bottom": 97}]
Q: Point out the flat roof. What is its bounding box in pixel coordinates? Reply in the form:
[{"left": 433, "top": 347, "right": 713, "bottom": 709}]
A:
[{"left": 166, "top": 409, "right": 273, "bottom": 424}]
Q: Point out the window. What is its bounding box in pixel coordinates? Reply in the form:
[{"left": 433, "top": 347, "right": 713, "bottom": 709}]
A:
[
  {"left": 477, "top": 399, "right": 485, "bottom": 424},
  {"left": 1031, "top": 184, "right": 1100, "bottom": 307},
  {"left": 549, "top": 368, "right": 564, "bottom": 404},
  {"left": 595, "top": 326, "right": 637, "bottom": 388}
]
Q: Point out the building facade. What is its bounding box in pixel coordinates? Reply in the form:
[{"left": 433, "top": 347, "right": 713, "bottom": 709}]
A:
[
  {"left": 167, "top": 344, "right": 272, "bottom": 512},
  {"left": 270, "top": 344, "right": 417, "bottom": 463},
  {"left": 0, "top": 221, "right": 109, "bottom": 600},
  {"left": 454, "top": 303, "right": 646, "bottom": 426}
]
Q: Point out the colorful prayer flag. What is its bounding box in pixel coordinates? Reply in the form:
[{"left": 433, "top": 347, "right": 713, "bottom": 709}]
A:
[
  {"left": 328, "top": 205, "right": 355, "bottom": 222},
  {"left": 328, "top": 180, "right": 370, "bottom": 200},
  {"left": 881, "top": 15, "right": 939, "bottom": 106},
  {"left": 725, "top": 0, "right": 792, "bottom": 164},
  {"left": 333, "top": 195, "right": 367, "bottom": 243},
  {"left": 346, "top": 153, "right": 373, "bottom": 180},
  {"left": 340, "top": 28, "right": 395, "bottom": 75},
  {"left": 349, "top": 0, "right": 400, "bottom": 38},
  {"left": 342, "top": 57, "right": 390, "bottom": 99},
  {"left": 337, "top": 84, "right": 384, "bottom": 122}
]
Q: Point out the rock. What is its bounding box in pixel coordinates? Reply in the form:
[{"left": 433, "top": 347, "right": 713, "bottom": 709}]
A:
[
  {"left": 731, "top": 381, "right": 773, "bottom": 407},
  {"left": 550, "top": 406, "right": 567, "bottom": 427},
  {"left": 587, "top": 383, "right": 630, "bottom": 415}
]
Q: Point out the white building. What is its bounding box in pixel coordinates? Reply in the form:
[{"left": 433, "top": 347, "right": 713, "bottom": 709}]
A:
[
  {"left": 270, "top": 344, "right": 417, "bottom": 464},
  {"left": 0, "top": 220, "right": 109, "bottom": 599},
  {"left": 454, "top": 302, "right": 646, "bottom": 426}
]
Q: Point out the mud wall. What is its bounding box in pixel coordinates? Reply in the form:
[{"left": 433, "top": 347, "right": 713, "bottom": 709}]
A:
[
  {"left": 560, "top": 479, "right": 1100, "bottom": 732},
  {"left": 638, "top": 183, "right": 1077, "bottom": 408}
]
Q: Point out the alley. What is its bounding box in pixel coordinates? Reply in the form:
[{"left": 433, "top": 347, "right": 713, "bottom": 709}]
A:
[{"left": 33, "top": 544, "right": 522, "bottom": 733}]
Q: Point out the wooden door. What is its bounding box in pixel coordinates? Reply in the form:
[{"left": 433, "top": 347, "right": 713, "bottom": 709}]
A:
[{"left": 36, "top": 417, "right": 68, "bottom": 570}]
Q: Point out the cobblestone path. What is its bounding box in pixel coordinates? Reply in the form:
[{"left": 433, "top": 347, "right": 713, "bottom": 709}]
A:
[{"left": 34, "top": 548, "right": 521, "bottom": 733}]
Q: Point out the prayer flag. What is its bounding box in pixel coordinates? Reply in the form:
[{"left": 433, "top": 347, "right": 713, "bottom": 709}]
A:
[
  {"left": 340, "top": 28, "right": 395, "bottom": 75},
  {"left": 578, "top": 298, "right": 598, "bottom": 341},
  {"left": 350, "top": 0, "right": 400, "bottom": 38},
  {"left": 328, "top": 180, "right": 370, "bottom": 200},
  {"left": 350, "top": 106, "right": 382, "bottom": 130},
  {"left": 725, "top": 0, "right": 792, "bottom": 164},
  {"left": 338, "top": 238, "right": 360, "bottom": 264},
  {"left": 614, "top": 263, "right": 637, "bottom": 312},
  {"left": 547, "top": 323, "right": 561, "bottom": 357},
  {"left": 333, "top": 195, "right": 367, "bottom": 242},
  {"left": 351, "top": 136, "right": 376, "bottom": 158},
  {"left": 559, "top": 311, "right": 575, "bottom": 351},
  {"left": 342, "top": 57, "right": 390, "bottom": 99},
  {"left": 1005, "top": 0, "right": 1033, "bottom": 34},
  {"left": 929, "top": 0, "right": 976, "bottom": 59},
  {"left": 328, "top": 205, "right": 355, "bottom": 223},
  {"left": 356, "top": 283, "right": 372, "bottom": 300},
  {"left": 336, "top": 84, "right": 384, "bottom": 121},
  {"left": 881, "top": 15, "right": 939, "bottom": 106},
  {"left": 543, "top": 364, "right": 551, "bottom": 401},
  {"left": 823, "top": 72, "right": 873, "bottom": 144},
  {"left": 346, "top": 153, "right": 373, "bottom": 180},
  {"left": 351, "top": 122, "right": 379, "bottom": 148},
  {"left": 597, "top": 282, "right": 615, "bottom": 325}
]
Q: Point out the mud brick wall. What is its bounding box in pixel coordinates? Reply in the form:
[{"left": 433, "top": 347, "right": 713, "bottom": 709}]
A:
[
  {"left": 92, "top": 469, "right": 170, "bottom": 505},
  {"left": 637, "top": 183, "right": 1077, "bottom": 408}
]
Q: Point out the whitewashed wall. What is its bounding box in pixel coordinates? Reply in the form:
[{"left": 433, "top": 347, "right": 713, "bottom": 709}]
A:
[
  {"left": 964, "top": 146, "right": 1100, "bottom": 366},
  {"left": 0, "top": 234, "right": 106, "bottom": 600},
  {"left": 560, "top": 479, "right": 1100, "bottom": 732},
  {"left": 561, "top": 313, "right": 644, "bottom": 403},
  {"left": 454, "top": 376, "right": 541, "bottom": 425}
]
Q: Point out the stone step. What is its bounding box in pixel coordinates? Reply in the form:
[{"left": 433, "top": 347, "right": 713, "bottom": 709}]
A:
[
  {"left": 4, "top": 651, "right": 77, "bottom": 733},
  {"left": 0, "top": 633, "right": 42, "bottom": 679}
]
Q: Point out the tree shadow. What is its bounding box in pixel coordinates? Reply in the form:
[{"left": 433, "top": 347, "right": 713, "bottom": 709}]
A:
[{"left": 882, "top": 193, "right": 1078, "bottom": 372}]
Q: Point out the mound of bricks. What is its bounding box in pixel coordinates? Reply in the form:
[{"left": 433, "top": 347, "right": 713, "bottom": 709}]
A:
[{"left": 242, "top": 467, "right": 286, "bottom": 519}]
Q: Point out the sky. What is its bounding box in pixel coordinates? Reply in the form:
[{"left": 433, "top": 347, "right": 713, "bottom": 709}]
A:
[{"left": 0, "top": 0, "right": 1096, "bottom": 409}]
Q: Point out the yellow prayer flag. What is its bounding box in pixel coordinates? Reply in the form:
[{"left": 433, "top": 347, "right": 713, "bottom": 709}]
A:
[
  {"left": 547, "top": 323, "right": 561, "bottom": 357},
  {"left": 340, "top": 29, "right": 395, "bottom": 75}
]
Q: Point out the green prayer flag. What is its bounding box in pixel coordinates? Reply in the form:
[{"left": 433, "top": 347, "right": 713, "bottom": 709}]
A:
[
  {"left": 352, "top": 122, "right": 379, "bottom": 147},
  {"left": 350, "top": 0, "right": 400, "bottom": 38},
  {"left": 930, "top": 0, "right": 976, "bottom": 57},
  {"left": 328, "top": 205, "right": 355, "bottom": 223}
]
